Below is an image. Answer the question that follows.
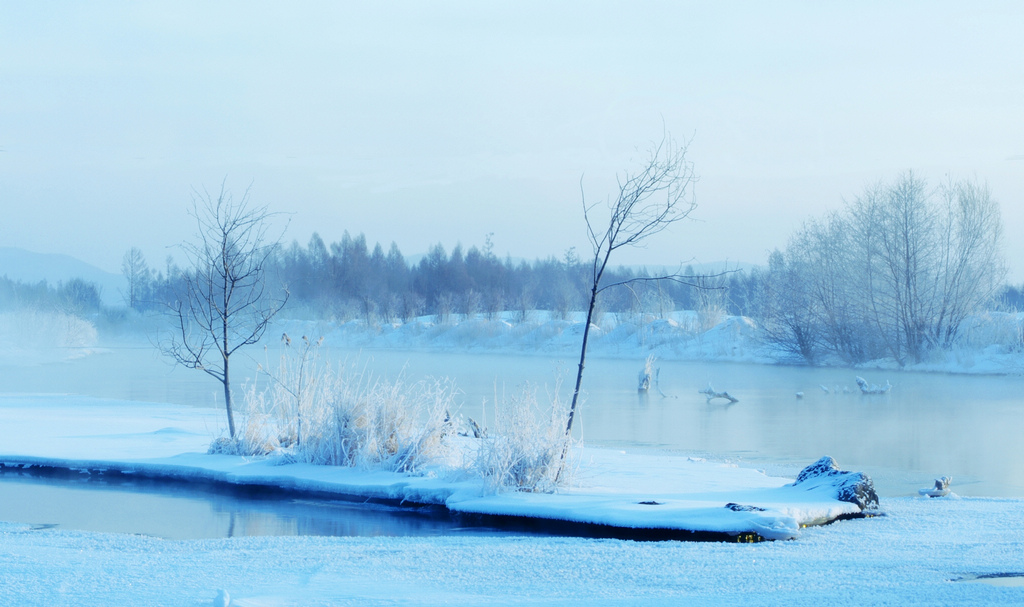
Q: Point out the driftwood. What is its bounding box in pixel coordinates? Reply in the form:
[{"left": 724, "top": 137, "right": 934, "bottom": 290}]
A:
[
  {"left": 637, "top": 355, "right": 655, "bottom": 392},
  {"left": 467, "top": 418, "right": 487, "bottom": 439},
  {"left": 699, "top": 384, "right": 738, "bottom": 403},
  {"left": 919, "top": 476, "right": 952, "bottom": 498},
  {"left": 639, "top": 355, "right": 674, "bottom": 397},
  {"left": 855, "top": 376, "right": 892, "bottom": 394}
]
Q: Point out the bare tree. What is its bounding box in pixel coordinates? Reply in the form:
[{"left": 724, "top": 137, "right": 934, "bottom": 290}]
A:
[
  {"left": 763, "top": 173, "right": 1005, "bottom": 366},
  {"left": 929, "top": 178, "right": 1005, "bottom": 348},
  {"left": 563, "top": 133, "right": 698, "bottom": 443},
  {"left": 162, "top": 183, "right": 287, "bottom": 439},
  {"left": 120, "top": 247, "right": 150, "bottom": 310}
]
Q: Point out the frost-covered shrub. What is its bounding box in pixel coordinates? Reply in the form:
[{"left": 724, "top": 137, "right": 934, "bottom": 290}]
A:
[
  {"left": 476, "top": 382, "right": 575, "bottom": 493},
  {"left": 0, "top": 309, "right": 98, "bottom": 349},
  {"left": 302, "top": 372, "right": 457, "bottom": 472},
  {"left": 957, "top": 312, "right": 1024, "bottom": 351},
  {"left": 238, "top": 341, "right": 458, "bottom": 472}
]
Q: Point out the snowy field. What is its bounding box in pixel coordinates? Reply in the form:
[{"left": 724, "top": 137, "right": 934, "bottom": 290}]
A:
[
  {"left": 2, "top": 312, "right": 1024, "bottom": 605},
  {"left": 2, "top": 495, "right": 1024, "bottom": 606}
]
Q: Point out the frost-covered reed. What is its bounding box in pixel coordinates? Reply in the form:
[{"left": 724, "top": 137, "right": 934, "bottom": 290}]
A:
[
  {"left": 218, "top": 335, "right": 576, "bottom": 492},
  {"left": 475, "top": 381, "right": 575, "bottom": 493},
  {"left": 222, "top": 336, "right": 457, "bottom": 473}
]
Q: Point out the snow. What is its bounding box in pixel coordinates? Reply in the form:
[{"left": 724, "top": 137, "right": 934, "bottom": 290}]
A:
[
  {"left": 0, "top": 395, "right": 859, "bottom": 541},
  {"left": 272, "top": 310, "right": 1024, "bottom": 376},
  {"left": 2, "top": 392, "right": 1024, "bottom": 605},
  {"left": 3, "top": 311, "right": 1024, "bottom": 605},
  {"left": 2, "top": 497, "right": 1023, "bottom": 605}
]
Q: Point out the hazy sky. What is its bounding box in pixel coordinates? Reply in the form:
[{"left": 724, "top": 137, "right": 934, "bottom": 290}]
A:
[{"left": 2, "top": 2, "right": 1022, "bottom": 280}]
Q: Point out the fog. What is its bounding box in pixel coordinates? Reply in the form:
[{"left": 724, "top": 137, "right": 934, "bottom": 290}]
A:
[{"left": 2, "top": 2, "right": 1023, "bottom": 281}]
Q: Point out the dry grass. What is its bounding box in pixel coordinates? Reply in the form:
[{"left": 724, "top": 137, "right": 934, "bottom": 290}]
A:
[
  {"left": 475, "top": 380, "right": 575, "bottom": 493},
  {"left": 229, "top": 338, "right": 457, "bottom": 472}
]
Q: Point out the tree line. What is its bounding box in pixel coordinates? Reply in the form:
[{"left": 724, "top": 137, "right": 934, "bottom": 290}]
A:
[
  {"left": 5, "top": 172, "right": 1013, "bottom": 372},
  {"left": 120, "top": 232, "right": 760, "bottom": 324},
  {"left": 0, "top": 275, "right": 103, "bottom": 316}
]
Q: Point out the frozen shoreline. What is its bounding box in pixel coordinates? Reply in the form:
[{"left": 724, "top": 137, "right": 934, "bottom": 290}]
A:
[
  {"left": 1, "top": 396, "right": 1022, "bottom": 604},
  {"left": 2, "top": 494, "right": 1023, "bottom": 605},
  {"left": 0, "top": 394, "right": 866, "bottom": 542},
  {"left": 268, "top": 312, "right": 1024, "bottom": 377}
]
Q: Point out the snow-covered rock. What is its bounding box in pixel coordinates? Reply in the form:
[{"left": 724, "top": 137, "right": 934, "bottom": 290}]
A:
[{"left": 793, "top": 456, "right": 879, "bottom": 511}]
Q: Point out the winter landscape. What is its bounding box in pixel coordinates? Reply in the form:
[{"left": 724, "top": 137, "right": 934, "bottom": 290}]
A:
[{"left": 4, "top": 2, "right": 1024, "bottom": 606}]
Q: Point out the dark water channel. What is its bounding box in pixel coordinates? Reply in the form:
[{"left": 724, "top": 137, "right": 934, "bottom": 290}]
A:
[{"left": 0, "top": 465, "right": 525, "bottom": 540}]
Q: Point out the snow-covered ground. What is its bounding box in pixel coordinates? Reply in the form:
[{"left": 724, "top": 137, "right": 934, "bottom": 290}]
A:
[
  {"left": 2, "top": 393, "right": 1024, "bottom": 605},
  {"left": 0, "top": 395, "right": 863, "bottom": 541},
  {"left": 3, "top": 495, "right": 1024, "bottom": 606},
  {"left": 273, "top": 309, "right": 1024, "bottom": 376}
]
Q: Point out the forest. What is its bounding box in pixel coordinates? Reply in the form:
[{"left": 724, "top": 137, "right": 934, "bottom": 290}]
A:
[{"left": 3, "top": 174, "right": 1018, "bottom": 368}]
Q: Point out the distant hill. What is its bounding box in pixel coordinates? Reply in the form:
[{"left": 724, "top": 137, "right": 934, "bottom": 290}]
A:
[{"left": 0, "top": 247, "right": 124, "bottom": 307}]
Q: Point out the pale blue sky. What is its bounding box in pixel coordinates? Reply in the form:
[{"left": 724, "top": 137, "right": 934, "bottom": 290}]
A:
[{"left": 2, "top": 2, "right": 1022, "bottom": 279}]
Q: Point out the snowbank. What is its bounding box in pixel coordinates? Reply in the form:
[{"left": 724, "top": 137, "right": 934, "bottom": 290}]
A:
[
  {"left": 2, "top": 496, "right": 1023, "bottom": 606},
  {"left": 269, "top": 310, "right": 1024, "bottom": 375},
  {"left": 272, "top": 311, "right": 771, "bottom": 365},
  {"left": 0, "top": 394, "right": 868, "bottom": 542}
]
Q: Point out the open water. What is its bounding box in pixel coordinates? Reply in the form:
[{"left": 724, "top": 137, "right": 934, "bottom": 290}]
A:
[{"left": 1, "top": 341, "right": 1022, "bottom": 538}]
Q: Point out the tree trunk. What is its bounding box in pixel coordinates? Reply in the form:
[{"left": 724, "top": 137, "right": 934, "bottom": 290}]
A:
[
  {"left": 565, "top": 284, "right": 598, "bottom": 438},
  {"left": 223, "top": 357, "right": 235, "bottom": 439}
]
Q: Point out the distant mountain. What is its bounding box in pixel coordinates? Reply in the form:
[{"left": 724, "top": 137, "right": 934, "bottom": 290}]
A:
[{"left": 0, "top": 247, "right": 124, "bottom": 307}]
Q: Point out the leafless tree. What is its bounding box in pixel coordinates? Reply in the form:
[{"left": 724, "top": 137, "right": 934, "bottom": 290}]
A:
[
  {"left": 762, "top": 173, "right": 1005, "bottom": 366},
  {"left": 162, "top": 183, "right": 287, "bottom": 439},
  {"left": 120, "top": 247, "right": 150, "bottom": 310},
  {"left": 929, "top": 178, "right": 1005, "bottom": 348},
  {"left": 563, "top": 132, "right": 698, "bottom": 445}
]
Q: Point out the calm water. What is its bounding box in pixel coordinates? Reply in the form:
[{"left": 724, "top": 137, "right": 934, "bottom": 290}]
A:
[
  {"left": 2, "top": 343, "right": 1024, "bottom": 506},
  {"left": 0, "top": 466, "right": 524, "bottom": 540}
]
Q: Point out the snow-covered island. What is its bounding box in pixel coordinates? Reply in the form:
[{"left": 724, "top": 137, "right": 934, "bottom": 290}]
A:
[{"left": 0, "top": 394, "right": 877, "bottom": 543}]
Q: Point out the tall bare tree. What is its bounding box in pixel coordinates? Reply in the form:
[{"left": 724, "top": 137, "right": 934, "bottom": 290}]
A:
[
  {"left": 120, "top": 246, "right": 150, "bottom": 310},
  {"left": 563, "top": 133, "right": 698, "bottom": 443},
  {"left": 930, "top": 178, "right": 1005, "bottom": 348},
  {"left": 162, "top": 183, "right": 287, "bottom": 439}
]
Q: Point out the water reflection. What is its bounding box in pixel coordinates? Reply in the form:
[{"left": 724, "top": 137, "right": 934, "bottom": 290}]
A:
[{"left": 0, "top": 467, "right": 512, "bottom": 540}]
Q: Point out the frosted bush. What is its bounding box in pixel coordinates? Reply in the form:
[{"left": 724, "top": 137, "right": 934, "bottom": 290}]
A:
[
  {"left": 238, "top": 340, "right": 458, "bottom": 473},
  {"left": 229, "top": 338, "right": 579, "bottom": 486},
  {"left": 958, "top": 312, "right": 1024, "bottom": 351},
  {"left": 0, "top": 309, "right": 97, "bottom": 349},
  {"left": 476, "top": 381, "right": 575, "bottom": 493},
  {"left": 301, "top": 371, "right": 457, "bottom": 472}
]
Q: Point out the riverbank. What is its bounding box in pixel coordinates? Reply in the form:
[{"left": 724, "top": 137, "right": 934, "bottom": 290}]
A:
[
  {"left": 269, "top": 311, "right": 1024, "bottom": 376},
  {"left": 0, "top": 394, "right": 868, "bottom": 542},
  {"left": 1, "top": 489, "right": 1022, "bottom": 605},
  {"left": 1, "top": 396, "right": 1022, "bottom": 604}
]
